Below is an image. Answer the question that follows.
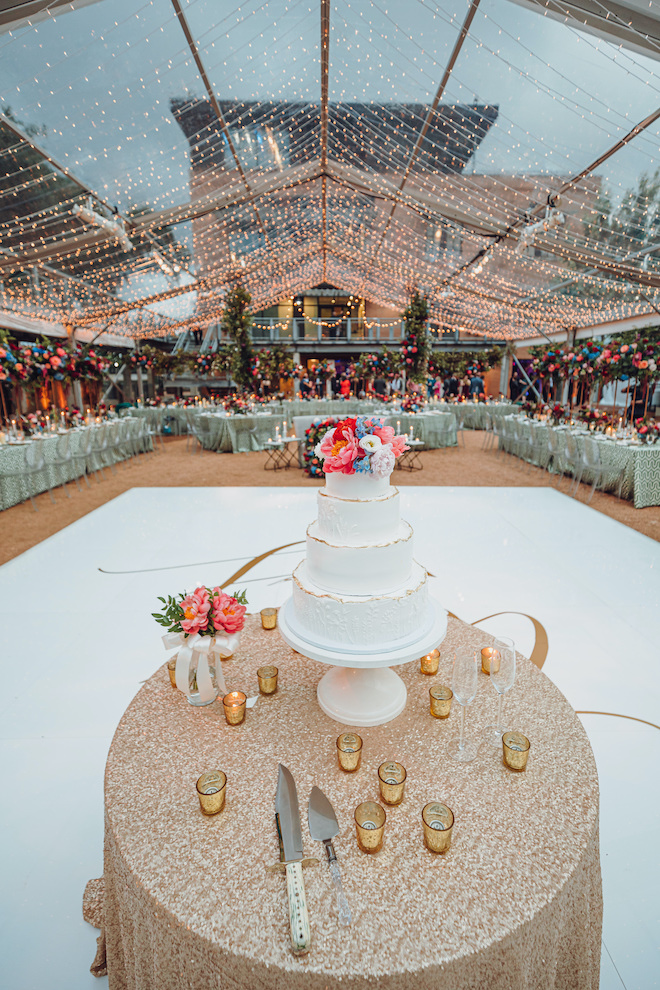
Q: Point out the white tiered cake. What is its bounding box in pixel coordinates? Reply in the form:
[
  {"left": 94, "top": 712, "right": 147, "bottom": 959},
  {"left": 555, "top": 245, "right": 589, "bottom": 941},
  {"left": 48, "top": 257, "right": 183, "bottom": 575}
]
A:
[{"left": 278, "top": 417, "right": 446, "bottom": 726}]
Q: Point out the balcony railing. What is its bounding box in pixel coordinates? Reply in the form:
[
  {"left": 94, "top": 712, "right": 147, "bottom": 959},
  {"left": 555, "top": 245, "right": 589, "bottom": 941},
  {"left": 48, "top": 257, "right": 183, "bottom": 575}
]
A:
[{"left": 199, "top": 317, "right": 460, "bottom": 347}]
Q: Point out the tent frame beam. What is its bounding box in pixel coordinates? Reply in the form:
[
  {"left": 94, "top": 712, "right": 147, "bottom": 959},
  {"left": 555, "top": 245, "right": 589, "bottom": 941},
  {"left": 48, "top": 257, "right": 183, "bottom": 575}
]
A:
[{"left": 357, "top": 0, "right": 483, "bottom": 296}]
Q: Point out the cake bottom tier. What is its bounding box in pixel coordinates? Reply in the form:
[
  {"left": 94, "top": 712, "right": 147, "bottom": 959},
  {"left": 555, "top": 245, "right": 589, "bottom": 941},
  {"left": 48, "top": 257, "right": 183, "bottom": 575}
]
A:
[{"left": 288, "top": 559, "right": 433, "bottom": 653}]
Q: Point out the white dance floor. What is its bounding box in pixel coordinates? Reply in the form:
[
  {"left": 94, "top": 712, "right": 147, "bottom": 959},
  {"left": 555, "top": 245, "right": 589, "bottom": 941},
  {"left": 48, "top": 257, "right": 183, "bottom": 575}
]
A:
[{"left": 1, "top": 486, "right": 658, "bottom": 990}]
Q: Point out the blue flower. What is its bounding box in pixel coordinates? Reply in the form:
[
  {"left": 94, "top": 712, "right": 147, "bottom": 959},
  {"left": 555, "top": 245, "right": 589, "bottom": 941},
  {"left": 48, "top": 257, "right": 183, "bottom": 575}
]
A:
[{"left": 353, "top": 456, "right": 371, "bottom": 473}]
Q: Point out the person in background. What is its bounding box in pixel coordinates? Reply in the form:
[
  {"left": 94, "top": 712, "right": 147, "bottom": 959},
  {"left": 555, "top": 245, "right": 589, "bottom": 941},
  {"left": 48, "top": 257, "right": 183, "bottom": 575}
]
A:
[
  {"left": 340, "top": 374, "right": 351, "bottom": 398},
  {"left": 447, "top": 374, "right": 459, "bottom": 397},
  {"left": 469, "top": 373, "right": 484, "bottom": 398},
  {"left": 192, "top": 326, "right": 203, "bottom": 346},
  {"left": 299, "top": 375, "right": 312, "bottom": 398},
  {"left": 374, "top": 375, "right": 387, "bottom": 396},
  {"left": 391, "top": 374, "right": 404, "bottom": 394}
]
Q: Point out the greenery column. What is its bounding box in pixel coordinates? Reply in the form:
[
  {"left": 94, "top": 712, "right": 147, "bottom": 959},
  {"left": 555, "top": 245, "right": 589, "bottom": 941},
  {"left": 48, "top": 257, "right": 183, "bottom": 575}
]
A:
[
  {"left": 222, "top": 283, "right": 254, "bottom": 392},
  {"left": 401, "top": 290, "right": 430, "bottom": 389}
]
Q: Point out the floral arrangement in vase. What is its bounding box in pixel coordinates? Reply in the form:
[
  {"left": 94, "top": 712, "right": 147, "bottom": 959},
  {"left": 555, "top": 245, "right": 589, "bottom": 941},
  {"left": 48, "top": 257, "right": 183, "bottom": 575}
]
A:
[
  {"left": 634, "top": 417, "right": 660, "bottom": 443},
  {"left": 154, "top": 586, "right": 248, "bottom": 706},
  {"left": 314, "top": 416, "right": 409, "bottom": 476},
  {"left": 578, "top": 407, "right": 610, "bottom": 429},
  {"left": 400, "top": 392, "right": 424, "bottom": 414},
  {"left": 547, "top": 403, "right": 567, "bottom": 426},
  {"left": 223, "top": 393, "right": 250, "bottom": 415}
]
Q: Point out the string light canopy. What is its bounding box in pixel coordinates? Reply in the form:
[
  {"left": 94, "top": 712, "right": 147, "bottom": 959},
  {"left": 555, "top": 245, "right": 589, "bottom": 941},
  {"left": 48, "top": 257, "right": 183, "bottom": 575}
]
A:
[{"left": 0, "top": 0, "right": 660, "bottom": 342}]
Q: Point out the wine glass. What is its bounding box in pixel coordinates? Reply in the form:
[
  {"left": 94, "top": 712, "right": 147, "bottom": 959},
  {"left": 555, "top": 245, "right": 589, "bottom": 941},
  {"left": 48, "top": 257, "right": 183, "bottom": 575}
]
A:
[
  {"left": 447, "top": 650, "right": 479, "bottom": 763},
  {"left": 483, "top": 637, "right": 516, "bottom": 747}
]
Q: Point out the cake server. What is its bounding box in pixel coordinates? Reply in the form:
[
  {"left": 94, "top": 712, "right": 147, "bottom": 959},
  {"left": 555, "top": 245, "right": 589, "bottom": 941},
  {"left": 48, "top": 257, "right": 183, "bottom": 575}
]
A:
[
  {"left": 307, "top": 786, "right": 352, "bottom": 926},
  {"left": 275, "top": 764, "right": 312, "bottom": 955}
]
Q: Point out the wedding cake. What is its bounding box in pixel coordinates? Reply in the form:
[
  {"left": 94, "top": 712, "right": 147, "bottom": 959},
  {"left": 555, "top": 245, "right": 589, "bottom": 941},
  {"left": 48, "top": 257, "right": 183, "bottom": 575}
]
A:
[{"left": 278, "top": 416, "right": 446, "bottom": 725}]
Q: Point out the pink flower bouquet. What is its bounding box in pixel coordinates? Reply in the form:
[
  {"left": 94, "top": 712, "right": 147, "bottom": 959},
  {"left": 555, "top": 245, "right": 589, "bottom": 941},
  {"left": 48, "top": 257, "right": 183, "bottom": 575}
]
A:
[{"left": 154, "top": 586, "right": 248, "bottom": 638}]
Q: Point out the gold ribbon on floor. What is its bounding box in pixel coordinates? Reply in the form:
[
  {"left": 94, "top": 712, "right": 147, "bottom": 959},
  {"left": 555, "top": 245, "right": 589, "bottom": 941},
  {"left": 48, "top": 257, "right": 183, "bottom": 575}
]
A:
[
  {"left": 220, "top": 540, "right": 304, "bottom": 590},
  {"left": 447, "top": 609, "right": 548, "bottom": 670}
]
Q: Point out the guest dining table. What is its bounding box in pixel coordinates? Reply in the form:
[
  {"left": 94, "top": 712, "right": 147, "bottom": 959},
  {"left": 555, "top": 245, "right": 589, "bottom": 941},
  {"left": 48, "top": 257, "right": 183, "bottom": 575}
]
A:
[
  {"left": 506, "top": 417, "right": 660, "bottom": 508},
  {"left": 0, "top": 418, "right": 148, "bottom": 511},
  {"left": 86, "top": 613, "right": 602, "bottom": 990}
]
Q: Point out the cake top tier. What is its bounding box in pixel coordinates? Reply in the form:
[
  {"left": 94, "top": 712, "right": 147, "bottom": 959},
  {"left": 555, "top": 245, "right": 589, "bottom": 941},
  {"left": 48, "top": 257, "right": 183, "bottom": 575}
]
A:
[{"left": 314, "top": 415, "right": 410, "bottom": 479}]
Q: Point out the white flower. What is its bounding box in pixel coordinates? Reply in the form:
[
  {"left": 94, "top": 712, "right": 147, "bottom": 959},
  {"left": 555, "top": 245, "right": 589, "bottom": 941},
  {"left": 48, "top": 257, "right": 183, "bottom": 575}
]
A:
[
  {"left": 370, "top": 443, "right": 395, "bottom": 477},
  {"left": 359, "top": 434, "right": 382, "bottom": 453}
]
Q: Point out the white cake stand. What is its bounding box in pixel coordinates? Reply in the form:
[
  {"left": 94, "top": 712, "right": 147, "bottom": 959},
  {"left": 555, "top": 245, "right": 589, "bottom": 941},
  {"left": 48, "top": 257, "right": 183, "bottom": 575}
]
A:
[{"left": 278, "top": 598, "right": 448, "bottom": 727}]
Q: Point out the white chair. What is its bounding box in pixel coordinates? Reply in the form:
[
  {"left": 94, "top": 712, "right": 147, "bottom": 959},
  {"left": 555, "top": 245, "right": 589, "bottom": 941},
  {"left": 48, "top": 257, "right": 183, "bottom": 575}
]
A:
[{"left": 50, "top": 432, "right": 80, "bottom": 496}]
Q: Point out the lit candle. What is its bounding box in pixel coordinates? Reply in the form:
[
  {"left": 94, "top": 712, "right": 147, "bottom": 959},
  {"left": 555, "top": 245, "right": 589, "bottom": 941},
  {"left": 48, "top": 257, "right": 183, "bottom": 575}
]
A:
[
  {"left": 222, "top": 691, "right": 247, "bottom": 726},
  {"left": 481, "top": 647, "right": 500, "bottom": 675},
  {"left": 282, "top": 420, "right": 287, "bottom": 438},
  {"left": 397, "top": 419, "right": 401, "bottom": 433}
]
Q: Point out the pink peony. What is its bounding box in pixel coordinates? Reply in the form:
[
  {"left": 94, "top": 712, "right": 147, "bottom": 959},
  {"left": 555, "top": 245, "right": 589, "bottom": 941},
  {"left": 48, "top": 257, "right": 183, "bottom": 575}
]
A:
[
  {"left": 323, "top": 434, "right": 361, "bottom": 473},
  {"left": 0, "top": 348, "right": 5, "bottom": 358},
  {"left": 211, "top": 589, "right": 247, "bottom": 634},
  {"left": 370, "top": 444, "right": 396, "bottom": 477},
  {"left": 373, "top": 424, "right": 395, "bottom": 444},
  {"left": 50, "top": 356, "right": 61, "bottom": 367},
  {"left": 180, "top": 586, "right": 211, "bottom": 635},
  {"left": 620, "top": 345, "right": 629, "bottom": 353}
]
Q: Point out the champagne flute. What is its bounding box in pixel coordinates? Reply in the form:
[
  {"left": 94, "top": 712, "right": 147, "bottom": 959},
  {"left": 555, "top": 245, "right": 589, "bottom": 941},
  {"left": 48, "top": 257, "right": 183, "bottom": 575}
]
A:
[
  {"left": 483, "top": 637, "right": 516, "bottom": 747},
  {"left": 447, "top": 650, "right": 479, "bottom": 763}
]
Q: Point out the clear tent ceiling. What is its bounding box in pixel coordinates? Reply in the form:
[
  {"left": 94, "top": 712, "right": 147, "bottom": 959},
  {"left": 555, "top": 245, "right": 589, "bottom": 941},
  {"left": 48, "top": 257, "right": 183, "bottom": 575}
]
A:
[{"left": 0, "top": 0, "right": 660, "bottom": 340}]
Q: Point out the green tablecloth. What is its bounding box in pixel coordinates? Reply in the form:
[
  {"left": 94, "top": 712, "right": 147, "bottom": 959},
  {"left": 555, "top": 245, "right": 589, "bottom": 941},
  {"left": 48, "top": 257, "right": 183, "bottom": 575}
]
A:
[
  {"left": 500, "top": 418, "right": 660, "bottom": 508},
  {"left": 0, "top": 419, "right": 151, "bottom": 511}
]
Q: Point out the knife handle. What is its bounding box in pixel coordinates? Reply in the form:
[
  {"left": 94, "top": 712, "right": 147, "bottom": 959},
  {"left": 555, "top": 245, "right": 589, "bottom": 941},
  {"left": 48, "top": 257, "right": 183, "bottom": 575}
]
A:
[
  {"left": 285, "top": 861, "right": 311, "bottom": 955},
  {"left": 328, "top": 859, "right": 352, "bottom": 926}
]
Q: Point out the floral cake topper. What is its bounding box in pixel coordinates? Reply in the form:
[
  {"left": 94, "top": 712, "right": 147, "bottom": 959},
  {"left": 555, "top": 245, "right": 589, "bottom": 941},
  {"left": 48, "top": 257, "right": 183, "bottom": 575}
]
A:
[{"left": 315, "top": 416, "right": 409, "bottom": 476}]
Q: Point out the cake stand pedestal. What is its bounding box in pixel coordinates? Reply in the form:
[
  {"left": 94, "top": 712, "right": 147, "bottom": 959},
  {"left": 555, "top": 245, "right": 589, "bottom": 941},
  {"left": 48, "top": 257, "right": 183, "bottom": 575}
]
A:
[{"left": 278, "top": 599, "right": 447, "bottom": 727}]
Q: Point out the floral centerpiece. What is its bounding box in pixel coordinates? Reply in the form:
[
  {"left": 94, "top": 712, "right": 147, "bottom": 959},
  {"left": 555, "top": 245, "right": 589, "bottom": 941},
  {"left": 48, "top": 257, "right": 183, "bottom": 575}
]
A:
[
  {"left": 154, "top": 586, "right": 248, "bottom": 705},
  {"left": 223, "top": 393, "right": 250, "bottom": 414},
  {"left": 547, "top": 402, "right": 567, "bottom": 426},
  {"left": 578, "top": 407, "right": 610, "bottom": 430},
  {"left": 313, "top": 416, "right": 409, "bottom": 476},
  {"left": 401, "top": 392, "right": 424, "bottom": 413},
  {"left": 634, "top": 417, "right": 660, "bottom": 443}
]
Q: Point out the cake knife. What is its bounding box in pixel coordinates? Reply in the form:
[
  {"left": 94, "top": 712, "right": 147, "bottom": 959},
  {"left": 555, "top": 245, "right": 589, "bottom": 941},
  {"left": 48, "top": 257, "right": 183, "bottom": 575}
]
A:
[
  {"left": 275, "top": 764, "right": 312, "bottom": 955},
  {"left": 307, "top": 786, "right": 352, "bottom": 926}
]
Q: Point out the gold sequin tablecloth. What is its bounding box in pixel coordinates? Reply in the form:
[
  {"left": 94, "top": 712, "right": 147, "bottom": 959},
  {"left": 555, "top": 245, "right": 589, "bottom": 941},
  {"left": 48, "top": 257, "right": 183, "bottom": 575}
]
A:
[{"left": 90, "top": 614, "right": 602, "bottom": 989}]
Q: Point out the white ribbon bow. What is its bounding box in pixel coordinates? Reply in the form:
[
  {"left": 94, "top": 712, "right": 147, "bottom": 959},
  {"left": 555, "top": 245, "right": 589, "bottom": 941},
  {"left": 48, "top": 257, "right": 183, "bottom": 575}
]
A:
[{"left": 163, "top": 630, "right": 240, "bottom": 699}]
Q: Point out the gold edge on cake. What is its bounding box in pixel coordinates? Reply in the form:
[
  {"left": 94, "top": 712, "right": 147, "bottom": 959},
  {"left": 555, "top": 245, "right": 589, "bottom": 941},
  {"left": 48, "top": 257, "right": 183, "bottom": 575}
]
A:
[
  {"left": 307, "top": 520, "right": 413, "bottom": 549},
  {"left": 318, "top": 487, "right": 399, "bottom": 504},
  {"left": 292, "top": 560, "right": 427, "bottom": 603}
]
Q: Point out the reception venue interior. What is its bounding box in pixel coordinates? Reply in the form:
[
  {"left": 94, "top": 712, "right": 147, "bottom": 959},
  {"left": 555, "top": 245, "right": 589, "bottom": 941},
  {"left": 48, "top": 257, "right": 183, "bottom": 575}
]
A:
[{"left": 1, "top": 0, "right": 660, "bottom": 987}]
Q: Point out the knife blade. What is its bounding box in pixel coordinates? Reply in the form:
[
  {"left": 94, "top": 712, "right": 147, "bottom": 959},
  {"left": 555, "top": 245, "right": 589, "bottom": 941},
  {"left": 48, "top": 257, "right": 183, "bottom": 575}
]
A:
[
  {"left": 308, "top": 786, "right": 352, "bottom": 926},
  {"left": 275, "top": 764, "right": 312, "bottom": 955}
]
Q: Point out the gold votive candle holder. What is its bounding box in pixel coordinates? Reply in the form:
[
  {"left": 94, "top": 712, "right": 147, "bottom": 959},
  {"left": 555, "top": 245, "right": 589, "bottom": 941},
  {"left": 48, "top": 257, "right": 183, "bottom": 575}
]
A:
[
  {"left": 420, "top": 649, "right": 440, "bottom": 675},
  {"left": 378, "top": 761, "right": 407, "bottom": 805},
  {"left": 429, "top": 685, "right": 452, "bottom": 719},
  {"left": 223, "top": 691, "right": 247, "bottom": 725},
  {"left": 260, "top": 607, "right": 278, "bottom": 630},
  {"left": 422, "top": 802, "right": 454, "bottom": 853},
  {"left": 257, "top": 665, "right": 278, "bottom": 694},
  {"left": 166, "top": 656, "right": 177, "bottom": 688},
  {"left": 481, "top": 647, "right": 501, "bottom": 675},
  {"left": 354, "top": 801, "right": 386, "bottom": 853},
  {"left": 337, "top": 732, "right": 363, "bottom": 772},
  {"left": 196, "top": 771, "right": 227, "bottom": 815},
  {"left": 502, "top": 731, "right": 530, "bottom": 772}
]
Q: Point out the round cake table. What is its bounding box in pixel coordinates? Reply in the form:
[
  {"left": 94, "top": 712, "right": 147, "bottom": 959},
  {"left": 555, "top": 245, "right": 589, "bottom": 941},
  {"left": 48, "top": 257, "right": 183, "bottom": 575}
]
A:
[{"left": 88, "top": 614, "right": 602, "bottom": 989}]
